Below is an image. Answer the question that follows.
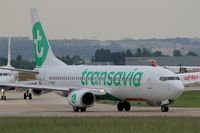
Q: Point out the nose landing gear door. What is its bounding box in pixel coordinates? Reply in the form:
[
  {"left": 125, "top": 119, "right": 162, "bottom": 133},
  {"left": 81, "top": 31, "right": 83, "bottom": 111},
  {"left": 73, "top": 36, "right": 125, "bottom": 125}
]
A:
[{"left": 147, "top": 72, "right": 154, "bottom": 89}]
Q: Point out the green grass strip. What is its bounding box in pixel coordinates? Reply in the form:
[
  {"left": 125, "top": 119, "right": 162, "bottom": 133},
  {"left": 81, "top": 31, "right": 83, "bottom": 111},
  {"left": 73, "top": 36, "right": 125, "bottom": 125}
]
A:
[
  {"left": 171, "top": 90, "right": 200, "bottom": 108},
  {"left": 0, "top": 117, "right": 199, "bottom": 133}
]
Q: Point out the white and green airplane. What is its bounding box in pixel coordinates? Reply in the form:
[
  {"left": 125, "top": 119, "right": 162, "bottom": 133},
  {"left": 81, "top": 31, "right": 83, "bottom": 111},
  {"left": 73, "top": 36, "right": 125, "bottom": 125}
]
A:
[{"left": 1, "top": 8, "right": 199, "bottom": 112}]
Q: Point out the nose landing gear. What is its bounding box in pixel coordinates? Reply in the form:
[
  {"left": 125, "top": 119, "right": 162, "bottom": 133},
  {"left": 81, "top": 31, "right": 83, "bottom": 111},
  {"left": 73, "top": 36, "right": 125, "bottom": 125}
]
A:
[
  {"left": 24, "top": 90, "right": 32, "bottom": 100},
  {"left": 160, "top": 100, "right": 171, "bottom": 112},
  {"left": 161, "top": 105, "right": 169, "bottom": 112}
]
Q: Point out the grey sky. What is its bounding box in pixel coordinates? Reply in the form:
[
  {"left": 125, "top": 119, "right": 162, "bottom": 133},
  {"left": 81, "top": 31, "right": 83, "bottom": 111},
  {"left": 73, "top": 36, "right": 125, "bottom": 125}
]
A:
[{"left": 0, "top": 0, "right": 200, "bottom": 40}]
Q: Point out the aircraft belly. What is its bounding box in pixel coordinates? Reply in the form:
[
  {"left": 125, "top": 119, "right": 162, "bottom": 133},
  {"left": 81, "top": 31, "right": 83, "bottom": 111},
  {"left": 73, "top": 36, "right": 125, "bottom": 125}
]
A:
[{"left": 107, "top": 86, "right": 143, "bottom": 100}]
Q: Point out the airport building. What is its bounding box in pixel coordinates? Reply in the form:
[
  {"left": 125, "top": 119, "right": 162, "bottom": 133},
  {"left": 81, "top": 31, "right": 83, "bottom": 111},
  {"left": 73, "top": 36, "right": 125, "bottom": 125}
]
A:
[
  {"left": 86, "top": 61, "right": 114, "bottom": 65},
  {"left": 152, "top": 47, "right": 174, "bottom": 56},
  {"left": 126, "top": 56, "right": 200, "bottom": 66}
]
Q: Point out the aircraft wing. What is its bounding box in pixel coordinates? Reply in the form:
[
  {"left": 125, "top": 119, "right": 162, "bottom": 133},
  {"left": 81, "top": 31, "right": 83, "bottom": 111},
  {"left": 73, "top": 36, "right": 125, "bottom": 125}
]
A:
[
  {"left": 17, "top": 80, "right": 38, "bottom": 84},
  {"left": 177, "top": 72, "right": 200, "bottom": 87},
  {"left": 0, "top": 82, "right": 107, "bottom": 95},
  {"left": 0, "top": 67, "right": 38, "bottom": 74}
]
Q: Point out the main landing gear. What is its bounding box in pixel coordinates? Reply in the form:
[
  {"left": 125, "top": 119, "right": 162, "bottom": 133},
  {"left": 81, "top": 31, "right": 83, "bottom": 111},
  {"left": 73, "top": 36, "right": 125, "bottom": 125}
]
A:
[
  {"left": 1, "top": 89, "right": 6, "bottom": 101},
  {"left": 117, "top": 101, "right": 131, "bottom": 111},
  {"left": 24, "top": 90, "right": 32, "bottom": 100},
  {"left": 73, "top": 106, "right": 87, "bottom": 112}
]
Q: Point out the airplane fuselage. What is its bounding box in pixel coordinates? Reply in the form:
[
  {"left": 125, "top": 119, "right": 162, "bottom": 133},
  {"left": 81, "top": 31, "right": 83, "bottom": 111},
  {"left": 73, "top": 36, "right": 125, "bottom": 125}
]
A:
[
  {"left": 36, "top": 65, "right": 184, "bottom": 103},
  {"left": 0, "top": 66, "right": 16, "bottom": 84}
]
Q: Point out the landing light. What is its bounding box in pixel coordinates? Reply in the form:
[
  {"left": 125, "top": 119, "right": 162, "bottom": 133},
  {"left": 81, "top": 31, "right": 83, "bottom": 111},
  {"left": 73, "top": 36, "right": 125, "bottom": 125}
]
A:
[{"left": 100, "top": 89, "right": 106, "bottom": 93}]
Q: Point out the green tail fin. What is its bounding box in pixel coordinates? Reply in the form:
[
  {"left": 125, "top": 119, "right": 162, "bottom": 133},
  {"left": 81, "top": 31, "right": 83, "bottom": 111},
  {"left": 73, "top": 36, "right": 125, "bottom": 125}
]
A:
[{"left": 30, "top": 8, "right": 65, "bottom": 68}]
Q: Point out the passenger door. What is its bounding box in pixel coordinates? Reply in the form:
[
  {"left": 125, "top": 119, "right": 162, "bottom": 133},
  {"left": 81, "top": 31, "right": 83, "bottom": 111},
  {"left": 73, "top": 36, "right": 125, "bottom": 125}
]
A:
[{"left": 147, "top": 72, "right": 154, "bottom": 89}]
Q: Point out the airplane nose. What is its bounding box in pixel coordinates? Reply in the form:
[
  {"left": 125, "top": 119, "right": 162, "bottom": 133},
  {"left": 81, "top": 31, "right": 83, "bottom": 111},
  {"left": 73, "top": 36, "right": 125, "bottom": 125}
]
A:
[
  {"left": 169, "top": 82, "right": 184, "bottom": 99},
  {"left": 176, "top": 82, "right": 184, "bottom": 96}
]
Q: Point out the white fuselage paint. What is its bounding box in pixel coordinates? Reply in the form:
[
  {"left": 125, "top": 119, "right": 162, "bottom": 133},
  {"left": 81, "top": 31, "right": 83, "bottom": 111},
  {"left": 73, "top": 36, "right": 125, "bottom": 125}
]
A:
[
  {"left": 36, "top": 65, "right": 184, "bottom": 102},
  {"left": 0, "top": 66, "right": 16, "bottom": 84}
]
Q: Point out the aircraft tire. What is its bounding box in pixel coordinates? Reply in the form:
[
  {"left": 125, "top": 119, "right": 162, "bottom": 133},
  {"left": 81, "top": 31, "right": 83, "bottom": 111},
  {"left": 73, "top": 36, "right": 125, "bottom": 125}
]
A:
[
  {"left": 80, "top": 107, "right": 86, "bottom": 112},
  {"left": 117, "top": 101, "right": 124, "bottom": 111},
  {"left": 73, "top": 107, "right": 80, "bottom": 112},
  {"left": 124, "top": 102, "right": 131, "bottom": 111},
  {"left": 165, "top": 106, "right": 169, "bottom": 112},
  {"left": 24, "top": 93, "right": 27, "bottom": 100},
  {"left": 161, "top": 106, "right": 169, "bottom": 112},
  {"left": 29, "top": 93, "right": 32, "bottom": 100},
  {"left": 1, "top": 96, "right": 6, "bottom": 100}
]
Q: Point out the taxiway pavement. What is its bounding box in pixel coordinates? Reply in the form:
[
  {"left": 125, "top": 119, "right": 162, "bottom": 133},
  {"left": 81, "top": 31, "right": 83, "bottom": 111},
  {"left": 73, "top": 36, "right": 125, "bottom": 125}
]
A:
[{"left": 0, "top": 91, "right": 199, "bottom": 117}]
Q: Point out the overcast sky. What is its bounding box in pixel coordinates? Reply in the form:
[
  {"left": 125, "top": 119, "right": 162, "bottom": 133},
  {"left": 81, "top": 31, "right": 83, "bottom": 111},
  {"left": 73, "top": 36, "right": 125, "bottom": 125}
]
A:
[{"left": 0, "top": 0, "right": 200, "bottom": 40}]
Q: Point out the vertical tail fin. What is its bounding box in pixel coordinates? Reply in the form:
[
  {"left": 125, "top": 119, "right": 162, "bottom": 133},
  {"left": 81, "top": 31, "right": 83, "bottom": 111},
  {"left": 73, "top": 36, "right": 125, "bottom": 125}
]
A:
[
  {"left": 7, "top": 37, "right": 11, "bottom": 67},
  {"left": 30, "top": 8, "right": 66, "bottom": 68},
  {"left": 150, "top": 59, "right": 158, "bottom": 67}
]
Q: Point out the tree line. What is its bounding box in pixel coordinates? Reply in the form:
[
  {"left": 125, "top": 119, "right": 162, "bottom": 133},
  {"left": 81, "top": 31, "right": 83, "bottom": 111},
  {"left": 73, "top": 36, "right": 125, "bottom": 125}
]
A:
[
  {"left": 92, "top": 48, "right": 198, "bottom": 65},
  {"left": 0, "top": 48, "right": 197, "bottom": 68},
  {"left": 0, "top": 55, "right": 85, "bottom": 69}
]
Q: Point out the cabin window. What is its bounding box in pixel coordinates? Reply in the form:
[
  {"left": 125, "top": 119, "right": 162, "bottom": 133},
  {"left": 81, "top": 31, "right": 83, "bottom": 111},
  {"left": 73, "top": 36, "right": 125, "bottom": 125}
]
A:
[{"left": 3, "top": 73, "right": 7, "bottom": 76}]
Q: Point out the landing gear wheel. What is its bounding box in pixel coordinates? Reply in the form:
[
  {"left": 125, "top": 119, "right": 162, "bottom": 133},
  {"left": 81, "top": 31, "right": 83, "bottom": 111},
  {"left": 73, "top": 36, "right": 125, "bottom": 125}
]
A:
[
  {"left": 117, "top": 101, "right": 124, "bottom": 111},
  {"left": 24, "top": 93, "right": 27, "bottom": 100},
  {"left": 124, "top": 102, "right": 131, "bottom": 111},
  {"left": 28, "top": 93, "right": 32, "bottom": 100},
  {"left": 1, "top": 90, "right": 6, "bottom": 101},
  {"left": 73, "top": 107, "right": 80, "bottom": 112},
  {"left": 117, "top": 101, "right": 131, "bottom": 111},
  {"left": 24, "top": 90, "right": 32, "bottom": 100},
  {"left": 161, "top": 106, "right": 169, "bottom": 112},
  {"left": 80, "top": 107, "right": 86, "bottom": 112},
  {"left": 1, "top": 96, "right": 6, "bottom": 100}
]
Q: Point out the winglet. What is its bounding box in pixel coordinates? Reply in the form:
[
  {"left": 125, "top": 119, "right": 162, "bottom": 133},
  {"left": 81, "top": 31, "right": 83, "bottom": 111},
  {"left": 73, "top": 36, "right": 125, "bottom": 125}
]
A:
[{"left": 150, "top": 59, "right": 158, "bottom": 67}]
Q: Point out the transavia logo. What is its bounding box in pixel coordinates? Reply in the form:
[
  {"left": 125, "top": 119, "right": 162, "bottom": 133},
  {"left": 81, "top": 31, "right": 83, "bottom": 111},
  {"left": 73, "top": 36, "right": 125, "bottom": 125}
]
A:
[
  {"left": 81, "top": 69, "right": 144, "bottom": 87},
  {"left": 34, "top": 30, "right": 43, "bottom": 58},
  {"left": 32, "top": 22, "right": 49, "bottom": 67},
  {"left": 71, "top": 94, "right": 77, "bottom": 104}
]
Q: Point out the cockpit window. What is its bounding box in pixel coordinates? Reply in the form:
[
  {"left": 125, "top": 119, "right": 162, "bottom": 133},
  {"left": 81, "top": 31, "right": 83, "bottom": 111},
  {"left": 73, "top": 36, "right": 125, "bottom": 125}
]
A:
[
  {"left": 159, "top": 76, "right": 180, "bottom": 81},
  {"left": 160, "top": 77, "right": 167, "bottom": 81},
  {"left": 168, "top": 77, "right": 176, "bottom": 80}
]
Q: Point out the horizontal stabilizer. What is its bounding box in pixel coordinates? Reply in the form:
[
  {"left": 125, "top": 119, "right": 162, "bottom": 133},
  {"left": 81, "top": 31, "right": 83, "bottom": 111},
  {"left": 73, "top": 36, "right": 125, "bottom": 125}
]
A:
[{"left": 0, "top": 67, "right": 38, "bottom": 74}]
